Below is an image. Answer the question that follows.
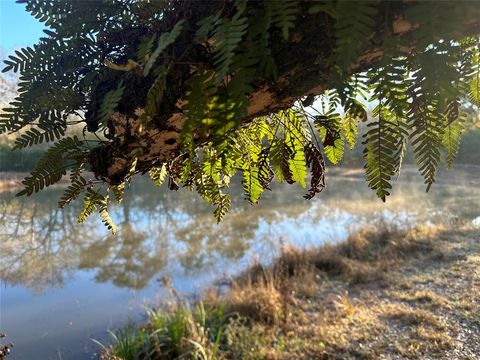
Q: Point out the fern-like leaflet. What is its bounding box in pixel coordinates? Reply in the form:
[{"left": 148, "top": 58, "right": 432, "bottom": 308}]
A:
[
  {"left": 469, "top": 45, "right": 480, "bottom": 106},
  {"left": 363, "top": 104, "right": 402, "bottom": 201},
  {"left": 143, "top": 20, "right": 185, "bottom": 76},
  {"left": 313, "top": 95, "right": 345, "bottom": 165},
  {"left": 195, "top": 149, "right": 232, "bottom": 221},
  {"left": 17, "top": 136, "right": 85, "bottom": 197},
  {"left": 2, "top": 46, "right": 36, "bottom": 73},
  {"left": 266, "top": 0, "right": 299, "bottom": 40},
  {"left": 111, "top": 182, "right": 126, "bottom": 204},
  {"left": 269, "top": 139, "right": 294, "bottom": 184},
  {"left": 149, "top": 163, "right": 168, "bottom": 187},
  {"left": 282, "top": 110, "right": 308, "bottom": 188},
  {"left": 13, "top": 123, "right": 66, "bottom": 149},
  {"left": 213, "top": 9, "right": 248, "bottom": 82},
  {"left": 136, "top": 34, "right": 156, "bottom": 64},
  {"left": 257, "top": 147, "right": 274, "bottom": 189},
  {"left": 304, "top": 142, "right": 326, "bottom": 200},
  {"left": 145, "top": 64, "right": 171, "bottom": 121},
  {"left": 334, "top": 0, "right": 378, "bottom": 75},
  {"left": 442, "top": 105, "right": 465, "bottom": 168},
  {"left": 98, "top": 83, "right": 124, "bottom": 128},
  {"left": 78, "top": 188, "right": 117, "bottom": 234},
  {"left": 59, "top": 160, "right": 87, "bottom": 208},
  {"left": 242, "top": 160, "right": 264, "bottom": 204}
]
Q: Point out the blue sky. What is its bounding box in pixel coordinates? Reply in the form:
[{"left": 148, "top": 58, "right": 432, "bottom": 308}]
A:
[{"left": 0, "top": 0, "right": 46, "bottom": 53}]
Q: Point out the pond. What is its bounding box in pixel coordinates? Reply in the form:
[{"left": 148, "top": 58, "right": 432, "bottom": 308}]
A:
[{"left": 1, "top": 165, "right": 479, "bottom": 359}]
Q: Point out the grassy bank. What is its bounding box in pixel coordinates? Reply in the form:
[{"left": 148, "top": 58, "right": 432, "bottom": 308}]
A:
[{"left": 99, "top": 223, "right": 480, "bottom": 359}]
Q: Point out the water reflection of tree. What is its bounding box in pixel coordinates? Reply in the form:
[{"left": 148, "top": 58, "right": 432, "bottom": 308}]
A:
[
  {"left": 78, "top": 194, "right": 169, "bottom": 289},
  {"left": 172, "top": 207, "right": 285, "bottom": 271},
  {"left": 0, "top": 182, "right": 300, "bottom": 292},
  {"left": 0, "top": 191, "right": 96, "bottom": 293},
  {"left": 2, "top": 169, "right": 477, "bottom": 293}
]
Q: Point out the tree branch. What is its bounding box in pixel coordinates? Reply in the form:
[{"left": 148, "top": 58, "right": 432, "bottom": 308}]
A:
[{"left": 88, "top": 1, "right": 480, "bottom": 184}]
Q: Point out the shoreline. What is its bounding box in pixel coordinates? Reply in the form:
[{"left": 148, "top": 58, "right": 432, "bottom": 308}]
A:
[
  {"left": 0, "top": 172, "right": 95, "bottom": 193},
  {"left": 99, "top": 223, "right": 480, "bottom": 359},
  {"left": 0, "top": 173, "right": 24, "bottom": 192}
]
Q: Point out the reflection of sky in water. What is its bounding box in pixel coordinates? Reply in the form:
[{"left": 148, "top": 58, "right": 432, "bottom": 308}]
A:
[{"left": 1, "top": 166, "right": 479, "bottom": 359}]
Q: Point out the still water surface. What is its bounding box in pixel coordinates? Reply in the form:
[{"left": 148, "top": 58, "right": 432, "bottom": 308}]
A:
[{"left": 1, "top": 166, "right": 479, "bottom": 359}]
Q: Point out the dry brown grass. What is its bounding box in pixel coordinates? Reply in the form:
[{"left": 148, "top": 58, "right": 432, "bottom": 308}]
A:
[
  {"left": 225, "top": 276, "right": 282, "bottom": 324},
  {"left": 389, "top": 289, "right": 451, "bottom": 309},
  {"left": 392, "top": 324, "right": 455, "bottom": 358},
  {"left": 205, "top": 224, "right": 445, "bottom": 329},
  {"left": 199, "top": 224, "right": 480, "bottom": 359},
  {"left": 100, "top": 222, "right": 478, "bottom": 360},
  {"left": 103, "top": 223, "right": 480, "bottom": 360},
  {"left": 382, "top": 303, "right": 446, "bottom": 330},
  {"left": 236, "top": 222, "right": 440, "bottom": 290}
]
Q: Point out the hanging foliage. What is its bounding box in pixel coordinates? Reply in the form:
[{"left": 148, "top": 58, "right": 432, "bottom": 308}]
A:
[{"left": 1, "top": 0, "right": 479, "bottom": 232}]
